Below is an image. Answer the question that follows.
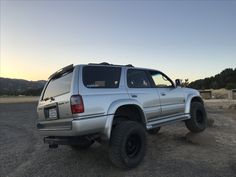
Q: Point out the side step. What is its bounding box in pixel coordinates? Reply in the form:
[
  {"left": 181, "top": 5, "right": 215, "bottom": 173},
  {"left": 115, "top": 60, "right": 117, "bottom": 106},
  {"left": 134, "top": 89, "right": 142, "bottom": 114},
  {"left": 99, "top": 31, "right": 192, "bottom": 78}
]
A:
[{"left": 146, "top": 114, "right": 190, "bottom": 130}]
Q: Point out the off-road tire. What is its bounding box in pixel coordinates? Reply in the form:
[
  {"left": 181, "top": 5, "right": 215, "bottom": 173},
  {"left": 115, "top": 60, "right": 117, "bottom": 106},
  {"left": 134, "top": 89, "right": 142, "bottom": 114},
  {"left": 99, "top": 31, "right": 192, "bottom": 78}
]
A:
[
  {"left": 147, "top": 127, "right": 161, "bottom": 135},
  {"left": 185, "top": 102, "right": 207, "bottom": 132},
  {"left": 70, "top": 137, "right": 94, "bottom": 150},
  {"left": 109, "top": 121, "right": 146, "bottom": 169}
]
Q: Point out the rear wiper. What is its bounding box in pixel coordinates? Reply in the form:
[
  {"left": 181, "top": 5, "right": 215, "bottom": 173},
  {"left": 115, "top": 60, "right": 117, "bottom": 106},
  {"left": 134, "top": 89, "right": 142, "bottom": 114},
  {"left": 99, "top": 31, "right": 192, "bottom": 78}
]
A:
[{"left": 43, "top": 97, "right": 55, "bottom": 101}]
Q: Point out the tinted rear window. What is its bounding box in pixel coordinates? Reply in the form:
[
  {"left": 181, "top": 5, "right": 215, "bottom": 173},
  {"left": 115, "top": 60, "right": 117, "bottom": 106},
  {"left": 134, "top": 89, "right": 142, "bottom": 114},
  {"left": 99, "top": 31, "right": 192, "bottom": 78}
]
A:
[
  {"left": 83, "top": 66, "right": 121, "bottom": 88},
  {"left": 43, "top": 72, "right": 72, "bottom": 99}
]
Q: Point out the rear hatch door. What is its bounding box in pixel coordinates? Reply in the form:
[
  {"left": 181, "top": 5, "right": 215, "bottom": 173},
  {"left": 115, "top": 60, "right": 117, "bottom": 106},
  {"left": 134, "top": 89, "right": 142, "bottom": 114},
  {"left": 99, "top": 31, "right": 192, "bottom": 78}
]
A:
[{"left": 37, "top": 65, "right": 74, "bottom": 121}]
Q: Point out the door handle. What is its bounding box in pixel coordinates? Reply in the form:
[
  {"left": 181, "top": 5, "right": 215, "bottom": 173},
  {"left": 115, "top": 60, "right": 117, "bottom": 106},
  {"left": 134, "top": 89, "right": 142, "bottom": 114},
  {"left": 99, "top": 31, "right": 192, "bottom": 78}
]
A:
[
  {"left": 161, "top": 93, "right": 166, "bottom": 96},
  {"left": 131, "top": 94, "right": 138, "bottom": 98}
]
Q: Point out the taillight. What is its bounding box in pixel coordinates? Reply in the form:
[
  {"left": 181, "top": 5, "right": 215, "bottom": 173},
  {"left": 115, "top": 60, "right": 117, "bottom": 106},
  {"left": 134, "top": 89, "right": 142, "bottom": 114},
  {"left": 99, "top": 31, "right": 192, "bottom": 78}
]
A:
[{"left": 70, "top": 95, "right": 84, "bottom": 114}]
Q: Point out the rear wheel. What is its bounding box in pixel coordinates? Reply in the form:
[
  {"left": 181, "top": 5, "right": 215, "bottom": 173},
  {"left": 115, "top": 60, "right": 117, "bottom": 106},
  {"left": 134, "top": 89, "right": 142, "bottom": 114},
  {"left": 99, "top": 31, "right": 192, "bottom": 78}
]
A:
[
  {"left": 185, "top": 102, "right": 207, "bottom": 132},
  {"left": 109, "top": 121, "right": 146, "bottom": 169},
  {"left": 147, "top": 127, "right": 161, "bottom": 135},
  {"left": 70, "top": 137, "right": 94, "bottom": 150}
]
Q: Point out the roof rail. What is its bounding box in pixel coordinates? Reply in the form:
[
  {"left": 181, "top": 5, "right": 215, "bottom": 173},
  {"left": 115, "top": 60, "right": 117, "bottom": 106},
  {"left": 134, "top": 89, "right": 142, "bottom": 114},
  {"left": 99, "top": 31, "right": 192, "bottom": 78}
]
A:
[
  {"left": 88, "top": 62, "right": 134, "bottom": 67},
  {"left": 99, "top": 62, "right": 110, "bottom": 65},
  {"left": 126, "top": 64, "right": 134, "bottom": 67},
  {"left": 48, "top": 64, "right": 74, "bottom": 79},
  {"left": 88, "top": 62, "right": 110, "bottom": 65}
]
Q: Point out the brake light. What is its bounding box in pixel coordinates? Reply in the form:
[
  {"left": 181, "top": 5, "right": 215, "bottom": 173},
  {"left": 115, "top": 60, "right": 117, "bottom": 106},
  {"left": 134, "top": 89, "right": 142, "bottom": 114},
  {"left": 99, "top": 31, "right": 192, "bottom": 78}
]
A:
[{"left": 70, "top": 95, "right": 84, "bottom": 114}]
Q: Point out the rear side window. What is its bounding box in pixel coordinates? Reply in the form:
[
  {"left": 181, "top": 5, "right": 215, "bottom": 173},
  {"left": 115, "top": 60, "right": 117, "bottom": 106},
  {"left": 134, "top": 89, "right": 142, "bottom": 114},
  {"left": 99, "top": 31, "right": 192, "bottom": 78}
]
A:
[
  {"left": 127, "top": 69, "right": 151, "bottom": 88},
  {"left": 43, "top": 72, "right": 72, "bottom": 99},
  {"left": 83, "top": 66, "right": 121, "bottom": 88}
]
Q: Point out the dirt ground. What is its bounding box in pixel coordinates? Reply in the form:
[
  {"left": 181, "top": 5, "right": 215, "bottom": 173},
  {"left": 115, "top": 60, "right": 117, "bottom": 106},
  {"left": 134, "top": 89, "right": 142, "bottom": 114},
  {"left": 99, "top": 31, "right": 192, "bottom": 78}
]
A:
[{"left": 0, "top": 100, "right": 236, "bottom": 177}]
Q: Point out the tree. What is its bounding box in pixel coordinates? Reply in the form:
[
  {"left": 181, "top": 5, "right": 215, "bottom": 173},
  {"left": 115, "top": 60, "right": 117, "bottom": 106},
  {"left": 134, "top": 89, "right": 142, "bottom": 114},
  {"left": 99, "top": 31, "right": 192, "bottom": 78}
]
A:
[
  {"left": 181, "top": 79, "right": 189, "bottom": 87},
  {"left": 189, "top": 68, "right": 236, "bottom": 90}
]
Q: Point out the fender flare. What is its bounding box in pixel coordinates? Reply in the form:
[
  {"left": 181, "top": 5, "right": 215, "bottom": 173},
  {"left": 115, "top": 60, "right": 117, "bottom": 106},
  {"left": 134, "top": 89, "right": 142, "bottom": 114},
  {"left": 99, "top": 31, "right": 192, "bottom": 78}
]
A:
[
  {"left": 185, "top": 95, "right": 204, "bottom": 114},
  {"left": 103, "top": 99, "right": 145, "bottom": 139}
]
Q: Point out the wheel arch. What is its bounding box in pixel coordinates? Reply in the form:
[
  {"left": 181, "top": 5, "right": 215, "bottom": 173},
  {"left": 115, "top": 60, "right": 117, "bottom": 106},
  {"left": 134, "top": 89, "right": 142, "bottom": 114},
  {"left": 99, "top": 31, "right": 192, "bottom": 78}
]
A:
[
  {"left": 185, "top": 95, "right": 204, "bottom": 114},
  {"left": 103, "top": 99, "right": 146, "bottom": 140}
]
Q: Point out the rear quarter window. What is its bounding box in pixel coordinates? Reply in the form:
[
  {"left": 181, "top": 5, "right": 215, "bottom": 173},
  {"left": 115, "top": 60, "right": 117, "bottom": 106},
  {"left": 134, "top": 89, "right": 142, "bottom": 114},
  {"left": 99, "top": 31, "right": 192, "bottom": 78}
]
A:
[
  {"left": 83, "top": 66, "right": 121, "bottom": 88},
  {"left": 43, "top": 72, "right": 72, "bottom": 99}
]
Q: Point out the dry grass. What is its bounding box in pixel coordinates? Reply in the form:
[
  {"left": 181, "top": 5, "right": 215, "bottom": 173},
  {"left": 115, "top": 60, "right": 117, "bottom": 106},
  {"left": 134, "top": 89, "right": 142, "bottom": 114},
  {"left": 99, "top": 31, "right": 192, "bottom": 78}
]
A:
[
  {"left": 211, "top": 89, "right": 230, "bottom": 99},
  {"left": 0, "top": 96, "right": 39, "bottom": 104},
  {"left": 204, "top": 99, "right": 236, "bottom": 110},
  {"left": 200, "top": 89, "right": 236, "bottom": 99}
]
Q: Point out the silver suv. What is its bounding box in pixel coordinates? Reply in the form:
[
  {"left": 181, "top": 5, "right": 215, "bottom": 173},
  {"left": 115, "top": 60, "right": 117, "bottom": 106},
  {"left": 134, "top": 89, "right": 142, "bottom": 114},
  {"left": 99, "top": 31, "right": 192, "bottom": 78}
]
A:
[{"left": 37, "top": 63, "right": 207, "bottom": 169}]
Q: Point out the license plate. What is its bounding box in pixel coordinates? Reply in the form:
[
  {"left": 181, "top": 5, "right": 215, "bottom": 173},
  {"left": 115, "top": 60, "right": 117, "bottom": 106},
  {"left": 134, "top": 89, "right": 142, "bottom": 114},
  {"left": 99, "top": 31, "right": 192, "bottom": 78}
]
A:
[{"left": 48, "top": 108, "right": 57, "bottom": 119}]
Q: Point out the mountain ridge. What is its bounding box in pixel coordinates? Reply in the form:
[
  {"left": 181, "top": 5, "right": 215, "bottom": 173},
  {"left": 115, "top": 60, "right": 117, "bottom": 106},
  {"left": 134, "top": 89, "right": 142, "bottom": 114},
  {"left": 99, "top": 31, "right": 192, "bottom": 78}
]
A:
[{"left": 0, "top": 77, "right": 47, "bottom": 96}]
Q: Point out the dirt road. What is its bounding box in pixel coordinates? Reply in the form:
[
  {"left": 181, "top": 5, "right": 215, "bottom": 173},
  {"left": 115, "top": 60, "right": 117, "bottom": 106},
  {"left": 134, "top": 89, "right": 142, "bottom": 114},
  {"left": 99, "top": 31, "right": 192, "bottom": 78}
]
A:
[{"left": 0, "top": 101, "right": 236, "bottom": 177}]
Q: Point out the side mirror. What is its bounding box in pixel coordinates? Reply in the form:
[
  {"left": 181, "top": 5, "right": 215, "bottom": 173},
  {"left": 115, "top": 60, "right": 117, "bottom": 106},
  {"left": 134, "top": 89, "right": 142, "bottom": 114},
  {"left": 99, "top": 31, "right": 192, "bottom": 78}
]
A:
[{"left": 175, "top": 79, "right": 182, "bottom": 87}]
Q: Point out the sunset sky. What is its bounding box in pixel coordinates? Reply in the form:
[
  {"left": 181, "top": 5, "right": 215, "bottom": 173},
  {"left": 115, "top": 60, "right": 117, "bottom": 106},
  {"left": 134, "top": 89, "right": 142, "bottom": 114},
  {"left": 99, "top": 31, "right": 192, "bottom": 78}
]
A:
[{"left": 1, "top": 0, "right": 235, "bottom": 81}]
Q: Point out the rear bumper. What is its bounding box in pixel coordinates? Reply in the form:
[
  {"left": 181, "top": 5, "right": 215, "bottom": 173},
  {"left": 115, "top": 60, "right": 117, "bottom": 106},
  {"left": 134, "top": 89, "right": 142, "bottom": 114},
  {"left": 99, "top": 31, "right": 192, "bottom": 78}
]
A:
[{"left": 37, "top": 115, "right": 107, "bottom": 137}]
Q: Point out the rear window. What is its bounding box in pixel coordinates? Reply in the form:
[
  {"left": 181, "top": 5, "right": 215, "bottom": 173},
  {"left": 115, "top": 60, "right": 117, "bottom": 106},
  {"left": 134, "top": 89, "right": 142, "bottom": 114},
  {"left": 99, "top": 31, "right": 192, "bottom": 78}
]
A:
[
  {"left": 43, "top": 72, "right": 72, "bottom": 99},
  {"left": 83, "top": 66, "right": 121, "bottom": 88}
]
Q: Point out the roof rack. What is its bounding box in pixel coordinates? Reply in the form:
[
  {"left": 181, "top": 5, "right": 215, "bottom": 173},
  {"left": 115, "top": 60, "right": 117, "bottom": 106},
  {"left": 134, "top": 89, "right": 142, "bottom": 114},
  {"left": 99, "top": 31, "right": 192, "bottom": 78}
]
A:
[
  {"left": 48, "top": 64, "right": 74, "bottom": 80},
  {"left": 88, "top": 62, "right": 134, "bottom": 67}
]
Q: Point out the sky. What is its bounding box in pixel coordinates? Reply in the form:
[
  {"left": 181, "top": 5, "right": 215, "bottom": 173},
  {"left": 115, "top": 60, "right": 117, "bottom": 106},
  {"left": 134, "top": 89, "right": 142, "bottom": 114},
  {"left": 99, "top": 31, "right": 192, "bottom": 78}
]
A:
[{"left": 0, "top": 0, "right": 236, "bottom": 82}]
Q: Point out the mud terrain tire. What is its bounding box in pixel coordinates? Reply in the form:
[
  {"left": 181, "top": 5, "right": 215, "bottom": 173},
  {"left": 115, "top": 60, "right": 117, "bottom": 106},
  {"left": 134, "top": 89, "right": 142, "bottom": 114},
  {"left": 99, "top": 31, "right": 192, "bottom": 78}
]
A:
[
  {"left": 185, "top": 102, "right": 207, "bottom": 132},
  {"left": 109, "top": 121, "right": 146, "bottom": 169}
]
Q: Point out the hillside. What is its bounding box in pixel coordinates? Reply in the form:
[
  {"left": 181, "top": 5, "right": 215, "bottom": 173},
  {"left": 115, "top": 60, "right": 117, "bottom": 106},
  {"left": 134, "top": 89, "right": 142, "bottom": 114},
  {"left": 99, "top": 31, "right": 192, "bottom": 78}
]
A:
[
  {"left": 1, "top": 68, "right": 235, "bottom": 96},
  {"left": 0, "top": 77, "right": 46, "bottom": 96},
  {"left": 189, "top": 68, "right": 236, "bottom": 90}
]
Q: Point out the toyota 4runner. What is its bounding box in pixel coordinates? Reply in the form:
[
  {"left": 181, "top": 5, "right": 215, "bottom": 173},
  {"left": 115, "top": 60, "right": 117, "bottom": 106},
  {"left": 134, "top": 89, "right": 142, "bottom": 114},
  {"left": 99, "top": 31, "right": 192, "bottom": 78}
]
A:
[{"left": 37, "top": 63, "right": 207, "bottom": 169}]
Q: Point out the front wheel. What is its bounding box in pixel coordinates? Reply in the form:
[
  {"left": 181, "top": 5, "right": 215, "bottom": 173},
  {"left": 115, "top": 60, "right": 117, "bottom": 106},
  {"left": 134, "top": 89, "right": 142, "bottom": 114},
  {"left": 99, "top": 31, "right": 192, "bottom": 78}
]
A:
[
  {"left": 109, "top": 121, "right": 146, "bottom": 169},
  {"left": 185, "top": 102, "right": 207, "bottom": 132}
]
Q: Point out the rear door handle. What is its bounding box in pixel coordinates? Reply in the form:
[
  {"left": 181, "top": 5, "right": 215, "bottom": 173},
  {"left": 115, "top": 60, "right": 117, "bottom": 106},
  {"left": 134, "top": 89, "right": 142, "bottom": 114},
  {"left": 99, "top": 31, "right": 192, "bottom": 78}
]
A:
[{"left": 131, "top": 94, "right": 138, "bottom": 98}]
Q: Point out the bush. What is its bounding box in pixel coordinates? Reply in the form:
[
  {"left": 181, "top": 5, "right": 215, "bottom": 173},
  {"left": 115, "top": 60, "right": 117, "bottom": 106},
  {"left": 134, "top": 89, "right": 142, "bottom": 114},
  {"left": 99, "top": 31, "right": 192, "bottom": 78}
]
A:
[{"left": 225, "top": 83, "right": 236, "bottom": 90}]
